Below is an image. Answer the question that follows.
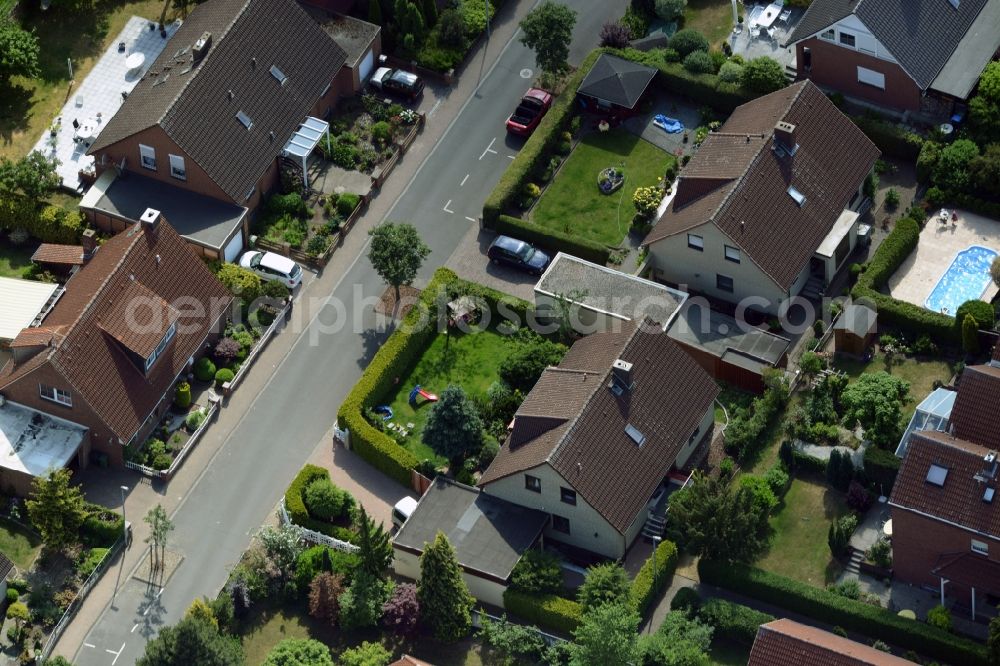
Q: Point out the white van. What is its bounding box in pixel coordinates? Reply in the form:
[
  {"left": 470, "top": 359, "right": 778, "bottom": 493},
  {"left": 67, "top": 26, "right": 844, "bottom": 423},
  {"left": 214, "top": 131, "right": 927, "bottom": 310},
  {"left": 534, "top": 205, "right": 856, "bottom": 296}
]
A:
[{"left": 391, "top": 496, "right": 418, "bottom": 530}]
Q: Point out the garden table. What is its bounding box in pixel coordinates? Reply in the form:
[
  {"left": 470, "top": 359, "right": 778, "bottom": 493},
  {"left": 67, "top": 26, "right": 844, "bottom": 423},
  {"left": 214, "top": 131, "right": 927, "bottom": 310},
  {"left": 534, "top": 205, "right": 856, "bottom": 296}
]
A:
[{"left": 755, "top": 2, "right": 784, "bottom": 29}]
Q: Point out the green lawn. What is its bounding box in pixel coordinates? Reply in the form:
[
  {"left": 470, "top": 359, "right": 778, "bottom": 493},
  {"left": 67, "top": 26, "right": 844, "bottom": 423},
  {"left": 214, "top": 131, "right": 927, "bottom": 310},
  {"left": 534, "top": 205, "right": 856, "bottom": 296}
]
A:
[
  {"left": 709, "top": 637, "right": 751, "bottom": 665},
  {"left": 0, "top": 518, "right": 42, "bottom": 571},
  {"left": 0, "top": 242, "right": 36, "bottom": 279},
  {"left": 382, "top": 327, "right": 510, "bottom": 464},
  {"left": 833, "top": 353, "right": 955, "bottom": 422},
  {"left": 756, "top": 477, "right": 849, "bottom": 587},
  {"left": 683, "top": 0, "right": 737, "bottom": 47},
  {"left": 531, "top": 129, "right": 673, "bottom": 247},
  {"left": 240, "top": 604, "right": 483, "bottom": 666}
]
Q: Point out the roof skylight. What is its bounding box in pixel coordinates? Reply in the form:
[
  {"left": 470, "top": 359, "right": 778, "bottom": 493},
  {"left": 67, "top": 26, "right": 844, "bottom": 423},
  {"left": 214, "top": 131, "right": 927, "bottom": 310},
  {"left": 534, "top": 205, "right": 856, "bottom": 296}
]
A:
[
  {"left": 270, "top": 65, "right": 288, "bottom": 85},
  {"left": 236, "top": 111, "right": 253, "bottom": 130},
  {"left": 926, "top": 463, "right": 948, "bottom": 487},
  {"left": 787, "top": 186, "right": 806, "bottom": 207},
  {"left": 625, "top": 424, "right": 646, "bottom": 447}
]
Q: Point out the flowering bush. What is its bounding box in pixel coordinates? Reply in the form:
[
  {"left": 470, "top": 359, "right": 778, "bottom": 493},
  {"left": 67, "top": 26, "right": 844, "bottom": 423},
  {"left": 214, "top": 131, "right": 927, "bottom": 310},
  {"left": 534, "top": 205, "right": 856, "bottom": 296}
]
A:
[
  {"left": 632, "top": 186, "right": 661, "bottom": 218},
  {"left": 381, "top": 582, "right": 419, "bottom": 635}
]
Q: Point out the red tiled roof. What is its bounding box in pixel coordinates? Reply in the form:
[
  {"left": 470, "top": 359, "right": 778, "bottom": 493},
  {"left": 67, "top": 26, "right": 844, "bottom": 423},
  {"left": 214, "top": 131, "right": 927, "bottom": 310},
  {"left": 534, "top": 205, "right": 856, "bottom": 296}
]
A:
[
  {"left": 31, "top": 243, "right": 84, "bottom": 266},
  {"left": 480, "top": 321, "right": 720, "bottom": 533},
  {"left": 749, "top": 619, "right": 916, "bottom": 666},
  {"left": 931, "top": 552, "right": 1000, "bottom": 596},
  {"left": 0, "top": 220, "right": 233, "bottom": 442},
  {"left": 9, "top": 326, "right": 65, "bottom": 349},
  {"left": 949, "top": 364, "right": 1000, "bottom": 449},
  {"left": 644, "top": 80, "right": 880, "bottom": 290},
  {"left": 889, "top": 431, "right": 1000, "bottom": 540},
  {"left": 97, "top": 281, "right": 180, "bottom": 359}
]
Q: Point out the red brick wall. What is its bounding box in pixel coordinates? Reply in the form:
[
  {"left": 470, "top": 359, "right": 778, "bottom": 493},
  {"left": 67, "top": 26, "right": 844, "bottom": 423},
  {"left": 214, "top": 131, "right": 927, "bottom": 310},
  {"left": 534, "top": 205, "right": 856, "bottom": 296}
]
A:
[
  {"left": 795, "top": 38, "right": 923, "bottom": 111},
  {"left": 890, "top": 506, "right": 1000, "bottom": 606}
]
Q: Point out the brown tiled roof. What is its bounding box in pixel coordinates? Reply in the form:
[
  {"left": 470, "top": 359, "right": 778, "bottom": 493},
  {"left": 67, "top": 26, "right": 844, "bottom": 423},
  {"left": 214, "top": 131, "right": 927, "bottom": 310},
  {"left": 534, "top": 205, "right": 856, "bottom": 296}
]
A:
[
  {"left": 749, "top": 619, "right": 916, "bottom": 666},
  {"left": 931, "top": 552, "right": 1000, "bottom": 596},
  {"left": 389, "top": 657, "right": 433, "bottom": 666},
  {"left": 890, "top": 431, "right": 1000, "bottom": 540},
  {"left": 98, "top": 281, "right": 180, "bottom": 359},
  {"left": 993, "top": 342, "right": 1000, "bottom": 362},
  {"left": 0, "top": 220, "right": 233, "bottom": 442},
  {"left": 9, "top": 326, "right": 65, "bottom": 349},
  {"left": 31, "top": 244, "right": 84, "bottom": 266},
  {"left": 89, "top": 0, "right": 348, "bottom": 203},
  {"left": 480, "top": 321, "right": 720, "bottom": 533},
  {"left": 949, "top": 364, "right": 1000, "bottom": 449},
  {"left": 643, "top": 81, "right": 880, "bottom": 290}
]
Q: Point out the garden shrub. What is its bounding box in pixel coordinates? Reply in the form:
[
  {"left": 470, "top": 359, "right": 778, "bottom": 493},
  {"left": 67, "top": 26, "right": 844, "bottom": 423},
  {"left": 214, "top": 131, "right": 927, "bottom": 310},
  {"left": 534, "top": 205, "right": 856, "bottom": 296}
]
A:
[
  {"left": 370, "top": 121, "right": 392, "bottom": 146},
  {"left": 718, "top": 60, "right": 743, "bottom": 83},
  {"left": 740, "top": 56, "right": 787, "bottom": 94},
  {"left": 851, "top": 116, "right": 924, "bottom": 160},
  {"left": 498, "top": 338, "right": 567, "bottom": 393},
  {"left": 77, "top": 547, "right": 110, "bottom": 579},
  {"left": 723, "top": 370, "right": 789, "bottom": 460},
  {"left": 81, "top": 504, "right": 124, "bottom": 548},
  {"left": 764, "top": 464, "right": 789, "bottom": 498},
  {"left": 152, "top": 453, "right": 172, "bottom": 471},
  {"left": 185, "top": 409, "right": 206, "bottom": 431},
  {"left": 293, "top": 545, "right": 360, "bottom": 592},
  {"left": 284, "top": 465, "right": 359, "bottom": 543},
  {"left": 510, "top": 549, "right": 563, "bottom": 595},
  {"left": 214, "top": 368, "right": 235, "bottom": 387},
  {"left": 698, "top": 560, "right": 988, "bottom": 666},
  {"left": 670, "top": 586, "right": 701, "bottom": 613},
  {"left": 214, "top": 337, "right": 241, "bottom": 365},
  {"left": 955, "top": 299, "right": 995, "bottom": 333},
  {"left": 683, "top": 50, "right": 714, "bottom": 74},
  {"left": 863, "top": 445, "right": 900, "bottom": 494},
  {"left": 493, "top": 215, "right": 610, "bottom": 265},
  {"left": 846, "top": 480, "right": 873, "bottom": 512},
  {"left": 502, "top": 589, "right": 582, "bottom": 635},
  {"left": 193, "top": 357, "right": 216, "bottom": 382},
  {"left": 4, "top": 589, "right": 16, "bottom": 604},
  {"left": 697, "top": 597, "right": 773, "bottom": 645},
  {"left": 174, "top": 382, "right": 191, "bottom": 410},
  {"left": 265, "top": 193, "right": 308, "bottom": 219},
  {"left": 578, "top": 562, "right": 631, "bottom": 612},
  {"left": 828, "top": 513, "right": 858, "bottom": 558},
  {"left": 337, "top": 193, "right": 361, "bottom": 217},
  {"left": 330, "top": 143, "right": 359, "bottom": 169},
  {"left": 0, "top": 196, "right": 83, "bottom": 245},
  {"left": 630, "top": 539, "right": 678, "bottom": 615},
  {"left": 304, "top": 478, "right": 353, "bottom": 522},
  {"left": 669, "top": 29, "right": 709, "bottom": 57}
]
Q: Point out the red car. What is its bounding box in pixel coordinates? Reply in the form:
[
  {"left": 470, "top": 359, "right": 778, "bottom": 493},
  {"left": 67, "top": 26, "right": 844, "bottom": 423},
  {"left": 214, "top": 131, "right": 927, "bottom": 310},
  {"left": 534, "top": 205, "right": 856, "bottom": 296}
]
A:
[{"left": 505, "top": 88, "right": 553, "bottom": 136}]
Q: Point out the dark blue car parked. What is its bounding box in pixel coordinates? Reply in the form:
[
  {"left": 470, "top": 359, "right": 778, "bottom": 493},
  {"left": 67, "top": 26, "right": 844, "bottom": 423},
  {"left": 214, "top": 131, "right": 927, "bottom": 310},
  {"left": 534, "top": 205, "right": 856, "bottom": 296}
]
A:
[{"left": 487, "top": 235, "right": 551, "bottom": 276}]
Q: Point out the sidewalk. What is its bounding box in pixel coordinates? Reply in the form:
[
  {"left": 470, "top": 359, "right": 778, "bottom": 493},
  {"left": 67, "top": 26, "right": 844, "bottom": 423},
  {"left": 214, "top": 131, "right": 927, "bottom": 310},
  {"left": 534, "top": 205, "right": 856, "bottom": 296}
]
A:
[{"left": 52, "top": 3, "right": 539, "bottom": 657}]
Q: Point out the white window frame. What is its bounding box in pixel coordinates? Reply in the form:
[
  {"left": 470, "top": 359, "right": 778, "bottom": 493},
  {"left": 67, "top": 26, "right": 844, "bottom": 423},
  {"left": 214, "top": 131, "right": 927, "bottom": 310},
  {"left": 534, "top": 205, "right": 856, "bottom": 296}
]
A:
[
  {"left": 857, "top": 66, "right": 886, "bottom": 90},
  {"left": 972, "top": 539, "right": 988, "bottom": 556},
  {"left": 39, "top": 384, "right": 72, "bottom": 407},
  {"left": 139, "top": 144, "right": 156, "bottom": 170},
  {"left": 144, "top": 322, "right": 177, "bottom": 373},
  {"left": 839, "top": 31, "right": 856, "bottom": 48},
  {"left": 168, "top": 154, "right": 186, "bottom": 180},
  {"left": 819, "top": 28, "right": 835, "bottom": 41},
  {"left": 687, "top": 234, "right": 704, "bottom": 251},
  {"left": 724, "top": 245, "right": 741, "bottom": 263},
  {"left": 525, "top": 474, "right": 541, "bottom": 493}
]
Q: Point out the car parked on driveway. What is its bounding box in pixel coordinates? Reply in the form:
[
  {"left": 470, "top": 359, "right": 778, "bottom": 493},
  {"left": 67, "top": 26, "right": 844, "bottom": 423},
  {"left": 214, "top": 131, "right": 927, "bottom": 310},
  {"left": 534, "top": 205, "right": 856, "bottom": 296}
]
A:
[
  {"left": 238, "top": 250, "right": 303, "bottom": 289},
  {"left": 505, "top": 88, "right": 553, "bottom": 136},
  {"left": 370, "top": 66, "right": 424, "bottom": 100},
  {"left": 487, "top": 235, "right": 551, "bottom": 275}
]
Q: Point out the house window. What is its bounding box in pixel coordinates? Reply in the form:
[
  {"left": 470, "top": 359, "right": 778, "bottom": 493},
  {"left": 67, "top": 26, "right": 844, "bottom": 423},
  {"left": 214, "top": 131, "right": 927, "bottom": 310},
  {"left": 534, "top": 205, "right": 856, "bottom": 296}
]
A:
[
  {"left": 819, "top": 28, "right": 835, "bottom": 41},
  {"left": 144, "top": 322, "right": 177, "bottom": 373},
  {"left": 269, "top": 64, "right": 288, "bottom": 85},
  {"left": 525, "top": 474, "right": 541, "bottom": 493},
  {"left": 717, "top": 274, "right": 734, "bottom": 293},
  {"left": 839, "top": 31, "right": 856, "bottom": 48},
  {"left": 926, "top": 463, "right": 948, "bottom": 487},
  {"left": 236, "top": 111, "right": 253, "bottom": 130},
  {"left": 560, "top": 487, "right": 577, "bottom": 506},
  {"left": 972, "top": 539, "right": 989, "bottom": 556},
  {"left": 139, "top": 144, "right": 156, "bottom": 170},
  {"left": 857, "top": 66, "right": 886, "bottom": 90},
  {"left": 39, "top": 384, "right": 72, "bottom": 407},
  {"left": 687, "top": 234, "right": 704, "bottom": 251},
  {"left": 552, "top": 514, "right": 570, "bottom": 534},
  {"left": 168, "top": 154, "right": 186, "bottom": 180},
  {"left": 724, "top": 245, "right": 741, "bottom": 263}
]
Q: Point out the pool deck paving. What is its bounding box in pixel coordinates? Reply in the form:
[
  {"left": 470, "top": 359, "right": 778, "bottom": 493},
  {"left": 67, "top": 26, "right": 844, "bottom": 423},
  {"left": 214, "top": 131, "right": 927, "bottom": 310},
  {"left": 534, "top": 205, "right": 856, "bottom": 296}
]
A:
[{"left": 887, "top": 209, "right": 1000, "bottom": 314}]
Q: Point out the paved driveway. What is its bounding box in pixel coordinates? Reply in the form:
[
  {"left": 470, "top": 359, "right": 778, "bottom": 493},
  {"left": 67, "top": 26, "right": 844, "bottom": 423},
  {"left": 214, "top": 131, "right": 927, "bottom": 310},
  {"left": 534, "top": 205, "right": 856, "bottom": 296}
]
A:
[{"left": 446, "top": 224, "right": 538, "bottom": 302}]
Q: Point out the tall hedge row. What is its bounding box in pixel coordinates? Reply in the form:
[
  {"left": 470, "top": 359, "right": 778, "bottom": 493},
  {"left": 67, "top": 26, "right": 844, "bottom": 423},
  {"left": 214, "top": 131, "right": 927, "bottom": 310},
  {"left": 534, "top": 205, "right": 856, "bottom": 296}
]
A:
[
  {"left": 283, "top": 464, "right": 359, "bottom": 544},
  {"left": 502, "top": 589, "right": 582, "bottom": 635},
  {"left": 850, "top": 116, "right": 924, "bottom": 160},
  {"left": 0, "top": 195, "right": 84, "bottom": 244},
  {"left": 630, "top": 539, "right": 678, "bottom": 616},
  {"left": 851, "top": 214, "right": 957, "bottom": 345},
  {"left": 494, "top": 215, "right": 610, "bottom": 265},
  {"left": 698, "top": 560, "right": 988, "bottom": 666}
]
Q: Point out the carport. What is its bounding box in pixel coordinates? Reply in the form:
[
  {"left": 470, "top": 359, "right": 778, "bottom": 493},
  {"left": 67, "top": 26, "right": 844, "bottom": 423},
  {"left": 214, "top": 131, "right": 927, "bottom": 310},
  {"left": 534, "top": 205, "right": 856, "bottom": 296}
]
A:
[
  {"left": 283, "top": 117, "right": 332, "bottom": 188},
  {"left": 0, "top": 401, "right": 88, "bottom": 496},
  {"left": 0, "top": 277, "right": 62, "bottom": 345}
]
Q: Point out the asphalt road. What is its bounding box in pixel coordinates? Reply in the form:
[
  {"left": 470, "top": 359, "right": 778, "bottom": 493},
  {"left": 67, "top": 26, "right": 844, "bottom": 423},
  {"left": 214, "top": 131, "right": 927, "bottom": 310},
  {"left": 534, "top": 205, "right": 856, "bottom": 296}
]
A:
[{"left": 74, "top": 3, "right": 625, "bottom": 663}]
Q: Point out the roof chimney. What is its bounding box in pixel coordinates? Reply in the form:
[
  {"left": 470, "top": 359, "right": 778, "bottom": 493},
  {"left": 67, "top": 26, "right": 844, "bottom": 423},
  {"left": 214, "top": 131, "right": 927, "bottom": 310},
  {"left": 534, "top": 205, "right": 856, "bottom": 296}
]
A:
[
  {"left": 81, "top": 228, "right": 97, "bottom": 261},
  {"left": 192, "top": 31, "right": 212, "bottom": 61},
  {"left": 611, "top": 359, "right": 634, "bottom": 393},
  {"left": 140, "top": 208, "right": 162, "bottom": 231},
  {"left": 774, "top": 121, "right": 798, "bottom": 154}
]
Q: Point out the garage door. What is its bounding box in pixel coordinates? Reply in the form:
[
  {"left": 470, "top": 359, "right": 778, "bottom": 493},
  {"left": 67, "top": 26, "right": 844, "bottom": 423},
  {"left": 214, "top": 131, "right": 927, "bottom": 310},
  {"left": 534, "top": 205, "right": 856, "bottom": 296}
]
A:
[
  {"left": 359, "top": 49, "right": 375, "bottom": 83},
  {"left": 223, "top": 228, "right": 245, "bottom": 263}
]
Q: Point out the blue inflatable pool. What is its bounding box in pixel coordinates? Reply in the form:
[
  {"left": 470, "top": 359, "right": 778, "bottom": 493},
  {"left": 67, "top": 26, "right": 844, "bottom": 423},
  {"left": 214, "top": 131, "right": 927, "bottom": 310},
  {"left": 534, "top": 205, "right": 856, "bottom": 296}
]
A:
[{"left": 653, "top": 114, "right": 684, "bottom": 133}]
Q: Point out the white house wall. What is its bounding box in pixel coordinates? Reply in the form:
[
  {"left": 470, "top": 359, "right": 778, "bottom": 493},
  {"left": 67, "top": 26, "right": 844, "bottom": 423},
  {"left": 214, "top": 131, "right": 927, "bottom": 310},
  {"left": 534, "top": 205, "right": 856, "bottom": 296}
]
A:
[
  {"left": 675, "top": 408, "right": 716, "bottom": 470},
  {"left": 814, "top": 15, "right": 899, "bottom": 65}
]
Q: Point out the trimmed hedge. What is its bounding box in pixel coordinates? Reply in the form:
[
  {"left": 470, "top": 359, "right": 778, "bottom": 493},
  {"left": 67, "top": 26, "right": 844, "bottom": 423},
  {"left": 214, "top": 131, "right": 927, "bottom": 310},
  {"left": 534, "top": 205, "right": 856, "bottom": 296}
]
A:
[
  {"left": 81, "top": 503, "right": 125, "bottom": 548},
  {"left": 698, "top": 560, "right": 988, "bottom": 666},
  {"left": 697, "top": 597, "right": 774, "bottom": 646},
  {"left": 852, "top": 214, "right": 957, "bottom": 345},
  {"left": 850, "top": 116, "right": 924, "bottom": 160},
  {"left": 483, "top": 49, "right": 603, "bottom": 227},
  {"left": 284, "top": 465, "right": 359, "bottom": 544},
  {"left": 862, "top": 445, "right": 900, "bottom": 493},
  {"left": 630, "top": 539, "right": 678, "bottom": 616},
  {"left": 502, "top": 589, "right": 582, "bottom": 635},
  {"left": 0, "top": 195, "right": 84, "bottom": 244},
  {"left": 494, "top": 215, "right": 610, "bottom": 265}
]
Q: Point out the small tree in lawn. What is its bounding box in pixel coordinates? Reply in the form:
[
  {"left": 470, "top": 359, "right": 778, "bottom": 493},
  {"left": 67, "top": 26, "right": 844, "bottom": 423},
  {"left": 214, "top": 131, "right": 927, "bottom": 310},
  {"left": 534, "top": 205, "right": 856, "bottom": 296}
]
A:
[
  {"left": 0, "top": 20, "right": 40, "bottom": 82},
  {"left": 308, "top": 572, "right": 344, "bottom": 626},
  {"left": 357, "top": 504, "right": 392, "bottom": 578},
  {"left": 367, "top": 222, "right": 430, "bottom": 311},
  {"left": 422, "top": 385, "right": 484, "bottom": 472},
  {"left": 578, "top": 562, "right": 630, "bottom": 613},
  {"left": 519, "top": 1, "right": 577, "bottom": 79},
  {"left": 262, "top": 638, "right": 333, "bottom": 666},
  {"left": 571, "top": 602, "right": 640, "bottom": 666},
  {"left": 382, "top": 582, "right": 420, "bottom": 635},
  {"left": 26, "top": 468, "right": 86, "bottom": 551},
  {"left": 417, "top": 531, "right": 474, "bottom": 642},
  {"left": 340, "top": 641, "right": 392, "bottom": 666}
]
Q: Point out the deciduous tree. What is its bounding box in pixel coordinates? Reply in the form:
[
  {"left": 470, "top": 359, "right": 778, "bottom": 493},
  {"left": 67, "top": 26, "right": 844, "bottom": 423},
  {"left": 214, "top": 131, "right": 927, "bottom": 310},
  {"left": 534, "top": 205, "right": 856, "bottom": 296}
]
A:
[
  {"left": 137, "top": 615, "right": 244, "bottom": 666},
  {"left": 740, "top": 56, "right": 786, "bottom": 94},
  {"left": 26, "top": 469, "right": 85, "bottom": 550},
  {"left": 0, "top": 19, "right": 39, "bottom": 82},
  {"left": 571, "top": 602, "right": 640, "bottom": 666},
  {"left": 0, "top": 152, "right": 60, "bottom": 200},
  {"left": 422, "top": 385, "right": 484, "bottom": 471},
  {"left": 519, "top": 2, "right": 577, "bottom": 77},
  {"left": 381, "top": 582, "right": 420, "bottom": 635},
  {"left": 262, "top": 638, "right": 332, "bottom": 666},
  {"left": 417, "top": 531, "right": 474, "bottom": 642},
  {"left": 339, "top": 641, "right": 392, "bottom": 666},
  {"left": 839, "top": 372, "right": 910, "bottom": 449},
  {"left": 636, "top": 610, "right": 713, "bottom": 666},
  {"left": 578, "top": 562, "right": 630, "bottom": 613},
  {"left": 308, "top": 572, "right": 344, "bottom": 625},
  {"left": 367, "top": 222, "right": 430, "bottom": 308}
]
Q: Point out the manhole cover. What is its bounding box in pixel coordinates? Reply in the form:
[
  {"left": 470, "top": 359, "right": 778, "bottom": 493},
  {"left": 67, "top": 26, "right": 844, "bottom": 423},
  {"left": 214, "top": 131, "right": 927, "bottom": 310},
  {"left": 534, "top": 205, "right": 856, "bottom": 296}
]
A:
[{"left": 519, "top": 68, "right": 533, "bottom": 79}]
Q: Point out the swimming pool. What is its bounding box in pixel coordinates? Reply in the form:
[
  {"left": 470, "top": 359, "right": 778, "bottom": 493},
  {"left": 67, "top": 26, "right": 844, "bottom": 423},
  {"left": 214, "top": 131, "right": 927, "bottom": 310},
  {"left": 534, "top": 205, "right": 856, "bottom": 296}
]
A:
[{"left": 924, "top": 245, "right": 999, "bottom": 314}]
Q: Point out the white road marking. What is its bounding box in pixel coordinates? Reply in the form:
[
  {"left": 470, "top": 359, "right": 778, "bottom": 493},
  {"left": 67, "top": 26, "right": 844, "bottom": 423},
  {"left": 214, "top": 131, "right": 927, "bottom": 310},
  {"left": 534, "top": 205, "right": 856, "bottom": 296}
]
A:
[
  {"left": 507, "top": 154, "right": 516, "bottom": 159},
  {"left": 460, "top": 173, "right": 469, "bottom": 186},
  {"left": 443, "top": 200, "right": 455, "bottom": 214},
  {"left": 83, "top": 643, "right": 96, "bottom": 649},
  {"left": 479, "top": 137, "right": 497, "bottom": 160},
  {"left": 131, "top": 623, "right": 139, "bottom": 633},
  {"left": 107, "top": 642, "right": 126, "bottom": 666},
  {"left": 465, "top": 216, "right": 477, "bottom": 223},
  {"left": 427, "top": 99, "right": 442, "bottom": 118}
]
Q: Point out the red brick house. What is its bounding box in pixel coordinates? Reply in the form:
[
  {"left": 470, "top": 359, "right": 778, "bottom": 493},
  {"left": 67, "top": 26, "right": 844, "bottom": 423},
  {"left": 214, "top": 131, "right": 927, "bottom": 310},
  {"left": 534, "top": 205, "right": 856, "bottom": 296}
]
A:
[
  {"left": 81, "top": 0, "right": 354, "bottom": 261},
  {"left": 785, "top": 0, "right": 1000, "bottom": 113},
  {"left": 748, "top": 618, "right": 916, "bottom": 665},
  {"left": 0, "top": 210, "right": 232, "bottom": 491},
  {"left": 889, "top": 430, "right": 1000, "bottom": 617}
]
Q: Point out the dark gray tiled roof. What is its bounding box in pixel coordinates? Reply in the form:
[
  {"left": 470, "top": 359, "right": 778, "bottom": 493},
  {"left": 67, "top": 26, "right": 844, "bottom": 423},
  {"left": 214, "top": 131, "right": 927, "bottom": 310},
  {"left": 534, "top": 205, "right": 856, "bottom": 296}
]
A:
[
  {"left": 577, "top": 54, "right": 657, "bottom": 109},
  {"left": 90, "top": 0, "right": 347, "bottom": 203},
  {"left": 394, "top": 477, "right": 548, "bottom": 580}
]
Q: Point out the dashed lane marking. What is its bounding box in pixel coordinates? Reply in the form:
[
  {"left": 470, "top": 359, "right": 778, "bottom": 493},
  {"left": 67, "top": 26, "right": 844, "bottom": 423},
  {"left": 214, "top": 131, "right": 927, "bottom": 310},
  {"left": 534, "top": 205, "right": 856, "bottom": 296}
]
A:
[{"left": 460, "top": 173, "right": 469, "bottom": 186}]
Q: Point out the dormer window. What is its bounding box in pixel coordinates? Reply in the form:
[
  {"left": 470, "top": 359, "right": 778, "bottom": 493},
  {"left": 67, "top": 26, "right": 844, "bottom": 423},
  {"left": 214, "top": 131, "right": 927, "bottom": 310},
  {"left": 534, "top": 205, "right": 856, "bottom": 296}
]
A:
[{"left": 144, "top": 322, "right": 177, "bottom": 372}]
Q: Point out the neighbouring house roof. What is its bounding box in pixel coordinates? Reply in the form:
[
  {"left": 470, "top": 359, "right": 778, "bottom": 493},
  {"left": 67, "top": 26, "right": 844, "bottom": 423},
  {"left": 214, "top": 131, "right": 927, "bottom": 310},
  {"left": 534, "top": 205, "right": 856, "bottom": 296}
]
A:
[
  {"left": 88, "top": 0, "right": 348, "bottom": 204},
  {"left": 479, "top": 321, "right": 719, "bottom": 534},
  {"left": 535, "top": 253, "right": 687, "bottom": 329},
  {"left": 393, "top": 477, "right": 548, "bottom": 581},
  {"left": 82, "top": 170, "right": 247, "bottom": 251},
  {"left": 889, "top": 430, "right": 1000, "bottom": 541},
  {"left": 577, "top": 54, "right": 657, "bottom": 109},
  {"left": 0, "top": 400, "right": 88, "bottom": 477},
  {"left": 0, "top": 218, "right": 233, "bottom": 444},
  {"left": 0, "top": 552, "right": 12, "bottom": 580},
  {"left": 9, "top": 326, "right": 65, "bottom": 350},
  {"left": 948, "top": 364, "right": 1000, "bottom": 449},
  {"left": 834, "top": 303, "right": 876, "bottom": 338},
  {"left": 666, "top": 301, "right": 790, "bottom": 373},
  {"left": 0, "top": 278, "right": 60, "bottom": 342},
  {"left": 643, "top": 81, "right": 879, "bottom": 291},
  {"left": 305, "top": 8, "right": 380, "bottom": 69},
  {"left": 31, "top": 244, "right": 85, "bottom": 266},
  {"left": 748, "top": 618, "right": 917, "bottom": 666},
  {"left": 389, "top": 656, "right": 433, "bottom": 666},
  {"left": 931, "top": 552, "right": 1000, "bottom": 596},
  {"left": 786, "top": 0, "right": 1000, "bottom": 97}
]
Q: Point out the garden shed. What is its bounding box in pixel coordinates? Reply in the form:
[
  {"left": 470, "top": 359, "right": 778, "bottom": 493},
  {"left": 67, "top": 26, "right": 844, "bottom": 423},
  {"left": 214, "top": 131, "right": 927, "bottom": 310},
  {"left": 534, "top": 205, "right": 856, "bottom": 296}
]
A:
[
  {"left": 577, "top": 54, "right": 657, "bottom": 113},
  {"left": 834, "top": 303, "right": 877, "bottom": 357}
]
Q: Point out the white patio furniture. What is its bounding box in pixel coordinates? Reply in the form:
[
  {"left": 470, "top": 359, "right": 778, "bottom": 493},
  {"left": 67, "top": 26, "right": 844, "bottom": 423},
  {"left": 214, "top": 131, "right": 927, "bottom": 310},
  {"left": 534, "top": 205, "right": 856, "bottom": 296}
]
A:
[
  {"left": 74, "top": 119, "right": 98, "bottom": 143},
  {"left": 779, "top": 8, "right": 791, "bottom": 22},
  {"left": 756, "top": 2, "right": 784, "bottom": 29},
  {"left": 767, "top": 26, "right": 777, "bottom": 40},
  {"left": 74, "top": 95, "right": 83, "bottom": 107}
]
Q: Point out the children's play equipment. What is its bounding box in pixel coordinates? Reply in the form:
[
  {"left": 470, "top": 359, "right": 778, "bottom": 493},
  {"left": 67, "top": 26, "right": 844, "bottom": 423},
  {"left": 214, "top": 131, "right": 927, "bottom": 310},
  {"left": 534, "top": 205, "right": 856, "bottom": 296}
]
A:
[{"left": 408, "top": 385, "right": 438, "bottom": 404}]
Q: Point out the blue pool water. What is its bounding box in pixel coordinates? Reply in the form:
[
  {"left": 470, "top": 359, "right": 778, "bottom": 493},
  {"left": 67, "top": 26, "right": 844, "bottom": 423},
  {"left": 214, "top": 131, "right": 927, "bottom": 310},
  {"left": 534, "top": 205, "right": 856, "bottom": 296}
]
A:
[{"left": 924, "top": 245, "right": 999, "bottom": 314}]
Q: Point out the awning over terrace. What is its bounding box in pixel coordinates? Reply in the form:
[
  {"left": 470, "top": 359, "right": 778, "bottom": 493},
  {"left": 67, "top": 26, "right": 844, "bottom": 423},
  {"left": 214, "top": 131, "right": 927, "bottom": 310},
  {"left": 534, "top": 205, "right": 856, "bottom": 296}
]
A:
[{"left": 282, "top": 116, "right": 331, "bottom": 187}]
